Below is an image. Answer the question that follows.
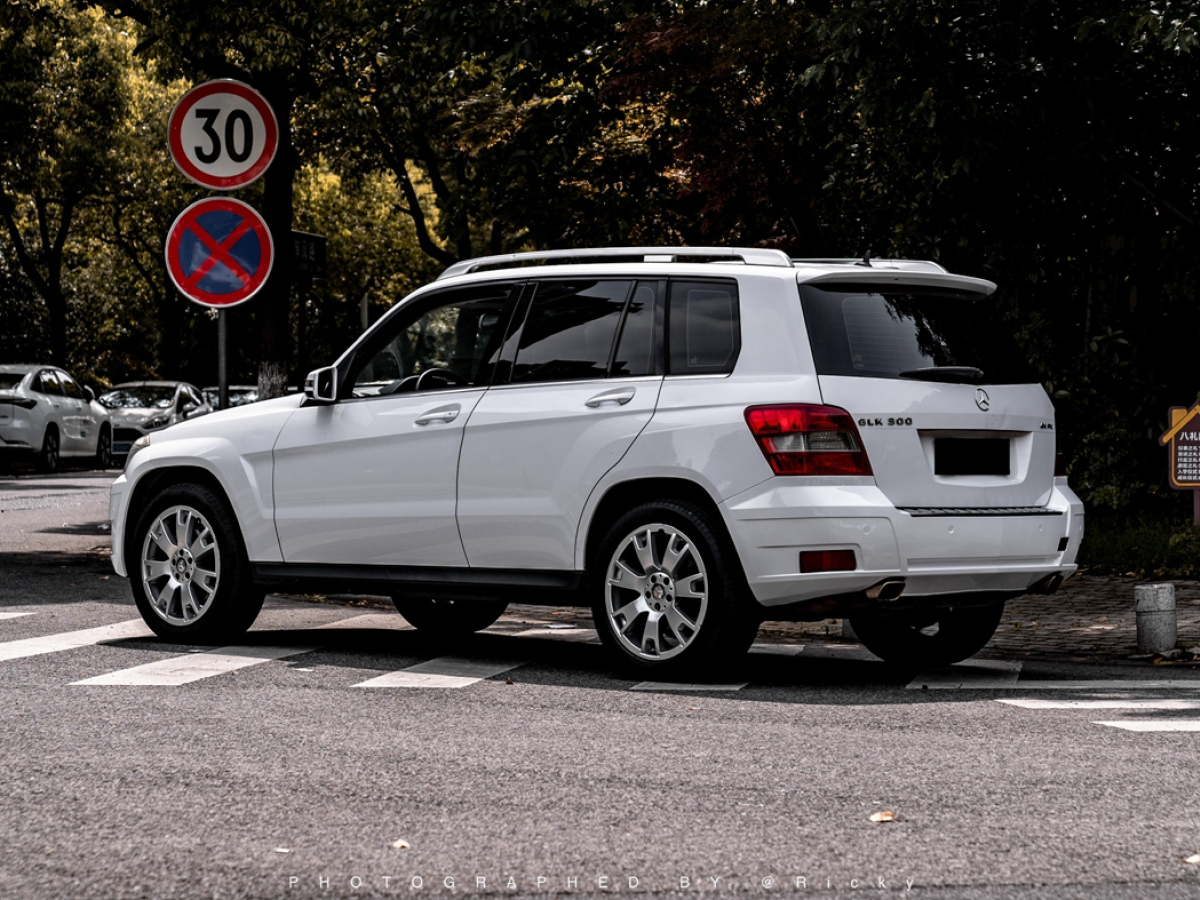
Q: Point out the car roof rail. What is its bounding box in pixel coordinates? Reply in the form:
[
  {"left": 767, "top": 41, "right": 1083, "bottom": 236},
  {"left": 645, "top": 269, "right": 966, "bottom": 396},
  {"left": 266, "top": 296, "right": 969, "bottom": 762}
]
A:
[
  {"left": 791, "top": 257, "right": 949, "bottom": 274},
  {"left": 437, "top": 247, "right": 795, "bottom": 280}
]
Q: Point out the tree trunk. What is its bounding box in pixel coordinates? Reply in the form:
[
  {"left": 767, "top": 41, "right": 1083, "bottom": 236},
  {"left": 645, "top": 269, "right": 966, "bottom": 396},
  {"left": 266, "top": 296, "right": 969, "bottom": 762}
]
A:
[{"left": 257, "top": 77, "right": 297, "bottom": 399}]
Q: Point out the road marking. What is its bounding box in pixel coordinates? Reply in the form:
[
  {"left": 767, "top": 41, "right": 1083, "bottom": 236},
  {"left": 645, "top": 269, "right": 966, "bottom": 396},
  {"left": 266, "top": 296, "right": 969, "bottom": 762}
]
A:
[
  {"left": 0, "top": 618, "right": 152, "bottom": 663},
  {"left": 0, "top": 612, "right": 34, "bottom": 621},
  {"left": 997, "top": 698, "right": 1200, "bottom": 710},
  {"left": 353, "top": 657, "right": 525, "bottom": 688},
  {"left": 71, "top": 645, "right": 319, "bottom": 686},
  {"left": 312, "top": 613, "right": 413, "bottom": 631},
  {"left": 1095, "top": 720, "right": 1200, "bottom": 732},
  {"left": 797, "top": 644, "right": 879, "bottom": 661},
  {"left": 630, "top": 682, "right": 748, "bottom": 692},
  {"left": 509, "top": 626, "right": 598, "bottom": 642},
  {"left": 906, "top": 660, "right": 1023, "bottom": 689},
  {"left": 751, "top": 642, "right": 804, "bottom": 657},
  {"left": 908, "top": 678, "right": 1200, "bottom": 692}
]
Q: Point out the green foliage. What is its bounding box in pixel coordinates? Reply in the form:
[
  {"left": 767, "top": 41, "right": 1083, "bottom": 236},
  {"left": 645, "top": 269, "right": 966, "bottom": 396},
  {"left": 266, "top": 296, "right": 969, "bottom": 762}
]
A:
[{"left": 1079, "top": 515, "right": 1200, "bottom": 578}]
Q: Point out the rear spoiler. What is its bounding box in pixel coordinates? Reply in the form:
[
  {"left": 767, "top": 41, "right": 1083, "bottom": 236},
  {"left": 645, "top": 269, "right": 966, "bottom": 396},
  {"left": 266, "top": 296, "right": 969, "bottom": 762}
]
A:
[{"left": 797, "top": 270, "right": 997, "bottom": 296}]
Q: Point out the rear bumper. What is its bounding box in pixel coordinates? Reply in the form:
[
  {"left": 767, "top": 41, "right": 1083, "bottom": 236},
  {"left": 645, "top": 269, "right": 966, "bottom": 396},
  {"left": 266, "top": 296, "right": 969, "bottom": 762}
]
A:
[{"left": 720, "top": 478, "right": 1082, "bottom": 611}]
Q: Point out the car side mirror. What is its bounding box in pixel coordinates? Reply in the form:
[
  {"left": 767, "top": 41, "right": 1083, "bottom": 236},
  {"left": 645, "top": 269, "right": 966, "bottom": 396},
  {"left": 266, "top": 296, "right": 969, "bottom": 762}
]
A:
[
  {"left": 181, "top": 402, "right": 199, "bottom": 418},
  {"left": 84, "top": 386, "right": 96, "bottom": 401},
  {"left": 306, "top": 366, "right": 338, "bottom": 403}
]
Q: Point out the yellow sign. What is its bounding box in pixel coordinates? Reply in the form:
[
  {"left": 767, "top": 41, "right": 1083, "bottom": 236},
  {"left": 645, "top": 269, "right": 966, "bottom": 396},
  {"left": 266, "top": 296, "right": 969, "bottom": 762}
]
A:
[{"left": 1159, "top": 404, "right": 1200, "bottom": 489}]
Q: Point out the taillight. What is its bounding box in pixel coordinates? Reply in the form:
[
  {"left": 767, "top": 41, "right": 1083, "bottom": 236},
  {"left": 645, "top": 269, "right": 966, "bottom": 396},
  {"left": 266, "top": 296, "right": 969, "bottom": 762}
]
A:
[
  {"left": 744, "top": 404, "right": 873, "bottom": 476},
  {"left": 800, "top": 549, "right": 857, "bottom": 573},
  {"left": 1054, "top": 440, "right": 1067, "bottom": 477}
]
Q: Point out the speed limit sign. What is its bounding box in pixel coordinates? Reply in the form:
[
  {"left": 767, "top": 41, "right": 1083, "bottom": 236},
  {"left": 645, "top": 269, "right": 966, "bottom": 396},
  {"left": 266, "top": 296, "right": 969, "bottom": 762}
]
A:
[{"left": 168, "top": 80, "right": 279, "bottom": 190}]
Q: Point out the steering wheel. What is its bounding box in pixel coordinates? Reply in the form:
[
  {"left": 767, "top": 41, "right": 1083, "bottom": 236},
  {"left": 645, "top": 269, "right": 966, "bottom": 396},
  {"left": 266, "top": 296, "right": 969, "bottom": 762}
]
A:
[{"left": 413, "top": 368, "right": 467, "bottom": 391}]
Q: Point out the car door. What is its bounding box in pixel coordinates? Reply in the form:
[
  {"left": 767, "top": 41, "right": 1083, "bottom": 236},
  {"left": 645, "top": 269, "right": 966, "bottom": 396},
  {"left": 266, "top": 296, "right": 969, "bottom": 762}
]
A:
[
  {"left": 272, "top": 281, "right": 522, "bottom": 567},
  {"left": 32, "top": 369, "right": 69, "bottom": 449},
  {"left": 54, "top": 370, "right": 92, "bottom": 452},
  {"left": 457, "top": 279, "right": 664, "bottom": 569}
]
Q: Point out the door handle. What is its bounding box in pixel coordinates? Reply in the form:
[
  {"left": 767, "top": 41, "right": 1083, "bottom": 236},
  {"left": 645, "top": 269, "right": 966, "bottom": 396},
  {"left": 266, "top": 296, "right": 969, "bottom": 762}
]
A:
[
  {"left": 415, "top": 405, "right": 460, "bottom": 425},
  {"left": 585, "top": 387, "right": 636, "bottom": 408}
]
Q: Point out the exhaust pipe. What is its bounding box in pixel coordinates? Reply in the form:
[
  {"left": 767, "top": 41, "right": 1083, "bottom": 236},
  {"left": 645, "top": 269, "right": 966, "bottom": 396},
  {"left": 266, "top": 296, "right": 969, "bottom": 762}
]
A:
[
  {"left": 865, "top": 579, "right": 906, "bottom": 602},
  {"left": 1029, "top": 573, "right": 1064, "bottom": 595}
]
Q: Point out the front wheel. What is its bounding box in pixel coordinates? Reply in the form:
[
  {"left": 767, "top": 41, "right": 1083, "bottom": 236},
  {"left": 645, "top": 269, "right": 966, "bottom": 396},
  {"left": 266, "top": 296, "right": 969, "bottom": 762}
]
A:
[
  {"left": 848, "top": 603, "right": 1005, "bottom": 667},
  {"left": 127, "top": 482, "right": 264, "bottom": 643},
  {"left": 391, "top": 597, "right": 508, "bottom": 635},
  {"left": 591, "top": 501, "right": 759, "bottom": 677}
]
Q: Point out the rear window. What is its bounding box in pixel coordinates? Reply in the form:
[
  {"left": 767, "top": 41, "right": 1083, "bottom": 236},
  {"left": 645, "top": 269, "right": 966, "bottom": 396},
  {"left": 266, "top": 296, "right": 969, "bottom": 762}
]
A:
[{"left": 799, "top": 284, "right": 1037, "bottom": 384}]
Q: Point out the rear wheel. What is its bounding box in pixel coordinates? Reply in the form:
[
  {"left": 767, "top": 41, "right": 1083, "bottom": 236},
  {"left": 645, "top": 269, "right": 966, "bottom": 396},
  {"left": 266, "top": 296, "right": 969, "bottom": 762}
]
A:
[
  {"left": 391, "top": 597, "right": 508, "bottom": 635},
  {"left": 591, "top": 501, "right": 759, "bottom": 678},
  {"left": 127, "top": 482, "right": 264, "bottom": 643},
  {"left": 94, "top": 426, "right": 112, "bottom": 470},
  {"left": 37, "top": 427, "right": 59, "bottom": 474},
  {"left": 848, "top": 602, "right": 1005, "bottom": 667}
]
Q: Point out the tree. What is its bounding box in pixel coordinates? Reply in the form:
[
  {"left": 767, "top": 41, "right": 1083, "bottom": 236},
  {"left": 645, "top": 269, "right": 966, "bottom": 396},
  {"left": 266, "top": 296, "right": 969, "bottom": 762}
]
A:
[{"left": 0, "top": 0, "right": 132, "bottom": 365}]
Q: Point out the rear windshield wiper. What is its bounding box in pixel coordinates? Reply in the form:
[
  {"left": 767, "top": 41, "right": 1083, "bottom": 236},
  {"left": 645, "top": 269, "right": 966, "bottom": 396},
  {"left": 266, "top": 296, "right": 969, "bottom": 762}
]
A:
[{"left": 898, "top": 366, "right": 985, "bottom": 383}]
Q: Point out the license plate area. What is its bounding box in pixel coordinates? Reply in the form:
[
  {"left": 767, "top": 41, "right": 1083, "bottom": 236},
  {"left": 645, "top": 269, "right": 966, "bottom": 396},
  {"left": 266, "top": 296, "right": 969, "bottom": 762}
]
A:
[{"left": 934, "top": 437, "right": 1010, "bottom": 476}]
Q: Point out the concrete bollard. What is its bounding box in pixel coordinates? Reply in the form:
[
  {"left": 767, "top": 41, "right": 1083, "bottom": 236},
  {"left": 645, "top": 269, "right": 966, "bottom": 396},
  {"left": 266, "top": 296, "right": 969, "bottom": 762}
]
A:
[{"left": 1134, "top": 583, "right": 1177, "bottom": 654}]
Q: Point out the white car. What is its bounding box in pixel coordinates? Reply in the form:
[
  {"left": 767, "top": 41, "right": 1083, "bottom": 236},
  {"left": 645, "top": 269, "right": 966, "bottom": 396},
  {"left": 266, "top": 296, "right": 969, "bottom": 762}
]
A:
[
  {"left": 0, "top": 364, "right": 113, "bottom": 472},
  {"left": 109, "top": 248, "right": 1082, "bottom": 675},
  {"left": 99, "top": 381, "right": 211, "bottom": 459}
]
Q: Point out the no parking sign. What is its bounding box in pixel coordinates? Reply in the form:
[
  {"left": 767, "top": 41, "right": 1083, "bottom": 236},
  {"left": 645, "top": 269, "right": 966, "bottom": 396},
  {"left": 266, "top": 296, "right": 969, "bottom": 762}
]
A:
[{"left": 165, "top": 197, "right": 274, "bottom": 308}]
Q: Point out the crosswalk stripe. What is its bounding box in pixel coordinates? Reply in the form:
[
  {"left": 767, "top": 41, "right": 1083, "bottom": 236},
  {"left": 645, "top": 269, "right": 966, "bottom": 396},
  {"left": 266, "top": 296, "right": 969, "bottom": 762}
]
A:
[
  {"left": 751, "top": 642, "right": 804, "bottom": 657},
  {"left": 509, "top": 626, "right": 598, "bottom": 642},
  {"left": 0, "top": 612, "right": 34, "bottom": 621},
  {"left": 630, "top": 682, "right": 748, "bottom": 692},
  {"left": 1095, "top": 720, "right": 1200, "bottom": 732},
  {"left": 312, "top": 613, "right": 413, "bottom": 631},
  {"left": 71, "top": 645, "right": 319, "bottom": 686},
  {"left": 353, "top": 657, "right": 525, "bottom": 688},
  {"left": 906, "top": 660, "right": 1023, "bottom": 689},
  {"left": 0, "top": 618, "right": 152, "bottom": 663},
  {"left": 997, "top": 698, "right": 1200, "bottom": 710},
  {"left": 932, "top": 679, "right": 1200, "bottom": 691}
]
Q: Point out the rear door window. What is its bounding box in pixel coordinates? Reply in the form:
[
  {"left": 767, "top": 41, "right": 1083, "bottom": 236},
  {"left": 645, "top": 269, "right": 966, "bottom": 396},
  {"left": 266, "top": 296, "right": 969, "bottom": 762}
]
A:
[
  {"left": 511, "top": 280, "right": 632, "bottom": 384},
  {"left": 667, "top": 280, "right": 740, "bottom": 375},
  {"left": 799, "top": 283, "right": 1038, "bottom": 384}
]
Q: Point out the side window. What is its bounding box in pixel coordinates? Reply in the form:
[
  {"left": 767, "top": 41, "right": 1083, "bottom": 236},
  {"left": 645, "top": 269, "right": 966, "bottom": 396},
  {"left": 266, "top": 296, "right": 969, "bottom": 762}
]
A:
[
  {"left": 349, "top": 283, "right": 518, "bottom": 397},
  {"left": 511, "top": 280, "right": 631, "bottom": 384},
  {"left": 610, "top": 281, "right": 662, "bottom": 378},
  {"left": 667, "top": 279, "right": 740, "bottom": 375},
  {"left": 56, "top": 372, "right": 84, "bottom": 400},
  {"left": 35, "top": 370, "right": 63, "bottom": 396}
]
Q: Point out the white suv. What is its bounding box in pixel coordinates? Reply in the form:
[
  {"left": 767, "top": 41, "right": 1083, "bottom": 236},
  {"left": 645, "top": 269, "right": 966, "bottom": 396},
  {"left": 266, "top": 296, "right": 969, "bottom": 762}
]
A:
[{"left": 109, "top": 248, "right": 1082, "bottom": 674}]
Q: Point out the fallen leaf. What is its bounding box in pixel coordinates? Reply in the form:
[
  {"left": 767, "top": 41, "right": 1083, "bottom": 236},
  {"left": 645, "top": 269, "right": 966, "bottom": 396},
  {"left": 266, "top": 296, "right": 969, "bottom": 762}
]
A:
[
  {"left": 393, "top": 839, "right": 411, "bottom": 850},
  {"left": 1186, "top": 854, "right": 1200, "bottom": 865},
  {"left": 273, "top": 848, "right": 291, "bottom": 854},
  {"left": 687, "top": 706, "right": 698, "bottom": 711},
  {"left": 869, "top": 811, "right": 896, "bottom": 823},
  {"left": 505, "top": 677, "right": 515, "bottom": 685}
]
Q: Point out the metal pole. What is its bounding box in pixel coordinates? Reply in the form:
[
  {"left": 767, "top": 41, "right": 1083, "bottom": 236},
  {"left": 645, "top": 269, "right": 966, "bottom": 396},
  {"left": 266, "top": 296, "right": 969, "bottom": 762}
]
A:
[{"left": 218, "top": 309, "right": 229, "bottom": 411}]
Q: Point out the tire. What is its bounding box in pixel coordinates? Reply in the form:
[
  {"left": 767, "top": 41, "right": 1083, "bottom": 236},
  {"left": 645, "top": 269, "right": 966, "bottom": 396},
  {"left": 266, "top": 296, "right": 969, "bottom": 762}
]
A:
[
  {"left": 37, "top": 427, "right": 59, "bottom": 474},
  {"left": 94, "top": 426, "right": 112, "bottom": 470},
  {"left": 591, "top": 500, "right": 759, "bottom": 678},
  {"left": 391, "top": 597, "right": 508, "bottom": 635},
  {"left": 126, "top": 481, "right": 264, "bottom": 643},
  {"left": 848, "top": 602, "right": 1006, "bottom": 667}
]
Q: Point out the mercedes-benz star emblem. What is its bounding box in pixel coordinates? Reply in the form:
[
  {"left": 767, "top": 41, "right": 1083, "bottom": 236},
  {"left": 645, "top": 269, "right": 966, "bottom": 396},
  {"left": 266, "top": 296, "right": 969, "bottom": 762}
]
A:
[{"left": 975, "top": 388, "right": 990, "bottom": 411}]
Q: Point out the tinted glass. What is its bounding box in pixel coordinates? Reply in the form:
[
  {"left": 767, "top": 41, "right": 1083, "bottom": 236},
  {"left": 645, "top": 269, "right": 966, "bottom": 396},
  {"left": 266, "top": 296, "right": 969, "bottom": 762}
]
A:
[
  {"left": 351, "top": 284, "right": 516, "bottom": 397},
  {"left": 799, "top": 284, "right": 1038, "bottom": 384},
  {"left": 98, "top": 386, "right": 176, "bottom": 408},
  {"left": 668, "top": 280, "right": 740, "bottom": 375},
  {"left": 511, "top": 281, "right": 631, "bottom": 383},
  {"left": 34, "top": 371, "right": 63, "bottom": 395},
  {"left": 0, "top": 372, "right": 23, "bottom": 390},
  {"left": 57, "top": 372, "right": 84, "bottom": 400},
  {"left": 611, "top": 282, "right": 660, "bottom": 378}
]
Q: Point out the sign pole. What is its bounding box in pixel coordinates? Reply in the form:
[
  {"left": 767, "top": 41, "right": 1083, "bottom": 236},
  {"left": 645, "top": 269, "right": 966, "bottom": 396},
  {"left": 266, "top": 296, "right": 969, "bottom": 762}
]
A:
[{"left": 218, "top": 310, "right": 229, "bottom": 411}]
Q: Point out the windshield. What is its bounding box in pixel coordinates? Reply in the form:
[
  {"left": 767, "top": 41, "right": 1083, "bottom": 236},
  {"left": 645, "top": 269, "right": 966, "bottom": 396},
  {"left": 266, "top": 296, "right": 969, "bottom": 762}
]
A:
[
  {"left": 799, "top": 284, "right": 1038, "bottom": 384},
  {"left": 0, "top": 372, "right": 25, "bottom": 391},
  {"left": 99, "top": 386, "right": 176, "bottom": 409}
]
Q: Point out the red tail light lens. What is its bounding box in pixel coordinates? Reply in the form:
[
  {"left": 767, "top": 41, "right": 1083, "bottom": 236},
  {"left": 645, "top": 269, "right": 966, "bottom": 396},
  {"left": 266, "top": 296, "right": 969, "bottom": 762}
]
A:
[
  {"left": 744, "top": 404, "right": 873, "bottom": 476},
  {"left": 800, "top": 549, "right": 857, "bottom": 573}
]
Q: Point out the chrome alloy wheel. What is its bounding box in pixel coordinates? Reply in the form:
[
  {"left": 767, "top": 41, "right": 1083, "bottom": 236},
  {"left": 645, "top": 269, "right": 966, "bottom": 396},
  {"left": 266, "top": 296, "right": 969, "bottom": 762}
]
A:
[
  {"left": 604, "top": 523, "right": 708, "bottom": 661},
  {"left": 140, "top": 505, "right": 221, "bottom": 626}
]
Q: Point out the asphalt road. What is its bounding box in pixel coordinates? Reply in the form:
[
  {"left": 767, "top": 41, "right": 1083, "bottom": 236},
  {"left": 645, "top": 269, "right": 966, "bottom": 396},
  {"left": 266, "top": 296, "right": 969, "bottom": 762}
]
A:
[{"left": 2, "top": 471, "right": 1199, "bottom": 900}]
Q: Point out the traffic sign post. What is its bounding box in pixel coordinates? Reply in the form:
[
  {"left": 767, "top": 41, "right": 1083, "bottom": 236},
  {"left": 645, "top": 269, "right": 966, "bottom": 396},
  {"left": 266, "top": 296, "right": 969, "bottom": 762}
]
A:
[{"left": 168, "top": 80, "right": 279, "bottom": 190}]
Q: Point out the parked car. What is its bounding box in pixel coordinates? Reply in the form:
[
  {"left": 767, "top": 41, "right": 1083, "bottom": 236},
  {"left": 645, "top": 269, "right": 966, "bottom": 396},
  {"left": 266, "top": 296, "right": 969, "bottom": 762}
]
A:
[
  {"left": 99, "top": 381, "right": 210, "bottom": 459},
  {"left": 201, "top": 385, "right": 258, "bottom": 409},
  {"left": 109, "top": 247, "right": 1083, "bottom": 675},
  {"left": 0, "top": 364, "right": 113, "bottom": 472}
]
